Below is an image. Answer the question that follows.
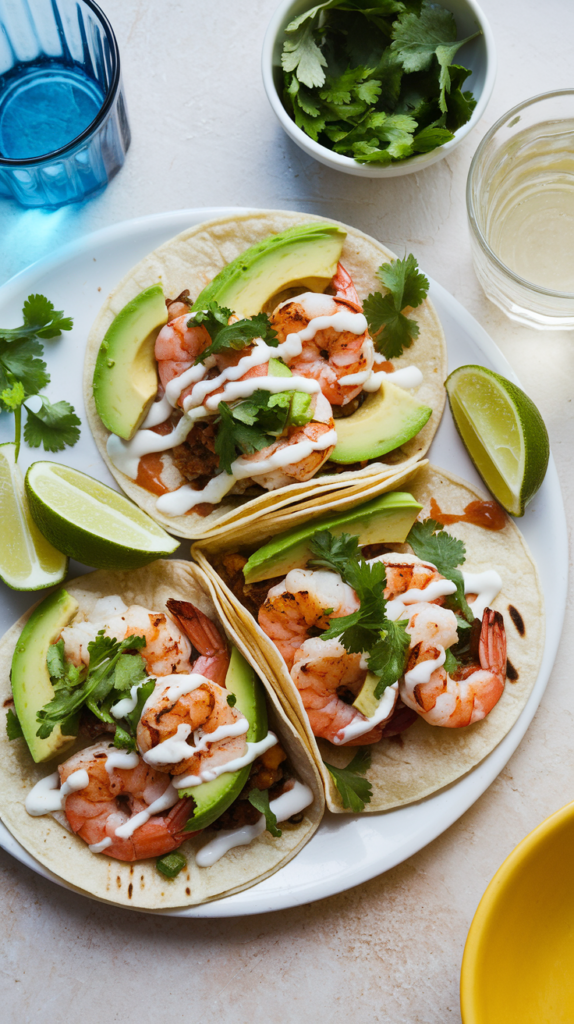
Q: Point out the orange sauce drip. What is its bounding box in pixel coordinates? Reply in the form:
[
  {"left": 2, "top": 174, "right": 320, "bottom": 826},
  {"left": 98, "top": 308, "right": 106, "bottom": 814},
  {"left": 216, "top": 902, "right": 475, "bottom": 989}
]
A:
[
  {"left": 136, "top": 453, "right": 169, "bottom": 496},
  {"left": 429, "top": 497, "right": 506, "bottom": 532},
  {"left": 376, "top": 359, "right": 394, "bottom": 372}
]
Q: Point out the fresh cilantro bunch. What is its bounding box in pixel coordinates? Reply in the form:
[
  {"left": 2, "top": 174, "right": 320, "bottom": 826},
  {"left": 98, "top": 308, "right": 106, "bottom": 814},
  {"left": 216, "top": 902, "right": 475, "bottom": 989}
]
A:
[
  {"left": 0, "top": 294, "right": 79, "bottom": 458},
  {"left": 363, "top": 253, "right": 429, "bottom": 358},
  {"left": 281, "top": 0, "right": 480, "bottom": 164},
  {"left": 308, "top": 529, "right": 410, "bottom": 697},
  {"left": 324, "top": 747, "right": 373, "bottom": 811},
  {"left": 406, "top": 517, "right": 475, "bottom": 624},
  {"left": 215, "top": 388, "right": 313, "bottom": 474},
  {"left": 193, "top": 303, "right": 278, "bottom": 364},
  {"left": 33, "top": 632, "right": 155, "bottom": 751}
]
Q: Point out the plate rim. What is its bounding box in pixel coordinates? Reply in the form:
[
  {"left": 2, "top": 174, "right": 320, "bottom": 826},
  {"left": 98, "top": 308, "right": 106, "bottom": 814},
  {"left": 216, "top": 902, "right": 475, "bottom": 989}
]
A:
[{"left": 0, "top": 206, "right": 566, "bottom": 918}]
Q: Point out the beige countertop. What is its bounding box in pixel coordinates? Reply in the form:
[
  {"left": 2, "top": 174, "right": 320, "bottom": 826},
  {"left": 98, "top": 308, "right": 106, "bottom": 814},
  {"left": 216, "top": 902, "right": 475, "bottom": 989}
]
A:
[{"left": 1, "top": 1, "right": 573, "bottom": 1020}]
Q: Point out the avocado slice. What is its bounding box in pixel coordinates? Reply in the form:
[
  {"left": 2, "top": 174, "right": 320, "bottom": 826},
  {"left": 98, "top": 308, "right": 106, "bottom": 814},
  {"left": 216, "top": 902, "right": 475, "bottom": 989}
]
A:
[
  {"left": 330, "top": 379, "right": 432, "bottom": 464},
  {"left": 353, "top": 671, "right": 383, "bottom": 718},
  {"left": 178, "top": 646, "right": 268, "bottom": 832},
  {"left": 192, "top": 223, "right": 346, "bottom": 317},
  {"left": 11, "top": 589, "right": 79, "bottom": 763},
  {"left": 93, "top": 283, "right": 167, "bottom": 441},
  {"left": 243, "top": 491, "right": 422, "bottom": 584}
]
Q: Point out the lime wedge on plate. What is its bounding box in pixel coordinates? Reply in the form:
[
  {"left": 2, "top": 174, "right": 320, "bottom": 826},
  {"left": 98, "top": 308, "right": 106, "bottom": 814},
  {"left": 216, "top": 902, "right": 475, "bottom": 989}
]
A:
[
  {"left": 0, "top": 442, "right": 67, "bottom": 589},
  {"left": 445, "top": 365, "right": 549, "bottom": 516},
  {"left": 25, "top": 461, "right": 179, "bottom": 569}
]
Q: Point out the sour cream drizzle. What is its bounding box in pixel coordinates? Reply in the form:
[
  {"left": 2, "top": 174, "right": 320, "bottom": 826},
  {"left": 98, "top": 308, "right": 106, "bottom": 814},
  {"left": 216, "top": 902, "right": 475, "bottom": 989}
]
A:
[
  {"left": 463, "top": 570, "right": 503, "bottom": 620},
  {"left": 195, "top": 780, "right": 314, "bottom": 867},
  {"left": 339, "top": 365, "right": 424, "bottom": 391},
  {"left": 25, "top": 769, "right": 89, "bottom": 816},
  {"left": 142, "top": 719, "right": 249, "bottom": 768},
  {"left": 174, "top": 732, "right": 279, "bottom": 789}
]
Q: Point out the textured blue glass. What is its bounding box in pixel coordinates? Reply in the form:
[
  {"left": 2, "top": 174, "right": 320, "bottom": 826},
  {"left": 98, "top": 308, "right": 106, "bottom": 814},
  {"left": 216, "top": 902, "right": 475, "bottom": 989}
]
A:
[{"left": 0, "top": 0, "right": 130, "bottom": 208}]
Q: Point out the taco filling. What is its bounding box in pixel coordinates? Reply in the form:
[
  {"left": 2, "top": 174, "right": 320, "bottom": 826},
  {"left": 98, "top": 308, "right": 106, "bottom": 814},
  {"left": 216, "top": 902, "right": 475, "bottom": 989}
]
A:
[
  {"left": 95, "top": 221, "right": 437, "bottom": 521},
  {"left": 12, "top": 586, "right": 313, "bottom": 873}
]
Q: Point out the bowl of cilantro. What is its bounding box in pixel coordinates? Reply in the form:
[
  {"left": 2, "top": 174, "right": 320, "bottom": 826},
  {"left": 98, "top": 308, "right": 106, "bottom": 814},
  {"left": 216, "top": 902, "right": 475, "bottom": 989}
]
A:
[{"left": 262, "top": 0, "right": 496, "bottom": 176}]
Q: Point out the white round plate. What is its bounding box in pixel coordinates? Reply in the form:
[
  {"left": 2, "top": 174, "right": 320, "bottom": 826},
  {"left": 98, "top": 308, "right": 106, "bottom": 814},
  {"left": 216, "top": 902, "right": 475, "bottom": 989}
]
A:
[{"left": 0, "top": 208, "right": 566, "bottom": 917}]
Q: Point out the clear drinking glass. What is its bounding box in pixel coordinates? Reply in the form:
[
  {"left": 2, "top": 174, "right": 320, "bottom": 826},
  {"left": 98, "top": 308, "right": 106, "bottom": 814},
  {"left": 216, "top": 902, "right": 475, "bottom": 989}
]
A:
[
  {"left": 0, "top": 0, "right": 130, "bottom": 208},
  {"left": 467, "top": 91, "right": 574, "bottom": 329}
]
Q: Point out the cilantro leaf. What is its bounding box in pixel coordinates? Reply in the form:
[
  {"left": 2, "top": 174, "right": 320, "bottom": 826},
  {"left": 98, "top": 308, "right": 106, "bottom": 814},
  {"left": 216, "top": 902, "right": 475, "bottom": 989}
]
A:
[
  {"left": 308, "top": 530, "right": 361, "bottom": 574},
  {"left": 0, "top": 337, "right": 50, "bottom": 396},
  {"left": 0, "top": 380, "right": 25, "bottom": 411},
  {"left": 444, "top": 647, "right": 459, "bottom": 674},
  {"left": 391, "top": 1, "right": 480, "bottom": 112},
  {"left": 227, "top": 693, "right": 237, "bottom": 707},
  {"left": 126, "top": 678, "right": 156, "bottom": 735},
  {"left": 324, "top": 747, "right": 373, "bottom": 811},
  {"left": 23, "top": 396, "right": 81, "bottom": 452},
  {"left": 412, "top": 122, "right": 454, "bottom": 152},
  {"left": 0, "top": 294, "right": 73, "bottom": 342},
  {"left": 6, "top": 708, "right": 23, "bottom": 741},
  {"left": 193, "top": 307, "right": 278, "bottom": 365},
  {"left": 112, "top": 653, "right": 148, "bottom": 691},
  {"left": 282, "top": 15, "right": 329, "bottom": 89},
  {"left": 364, "top": 253, "right": 429, "bottom": 358},
  {"left": 248, "top": 788, "right": 282, "bottom": 837},
  {"left": 407, "top": 518, "right": 475, "bottom": 622},
  {"left": 370, "top": 618, "right": 410, "bottom": 696},
  {"left": 214, "top": 401, "right": 272, "bottom": 474},
  {"left": 214, "top": 388, "right": 312, "bottom": 474}
]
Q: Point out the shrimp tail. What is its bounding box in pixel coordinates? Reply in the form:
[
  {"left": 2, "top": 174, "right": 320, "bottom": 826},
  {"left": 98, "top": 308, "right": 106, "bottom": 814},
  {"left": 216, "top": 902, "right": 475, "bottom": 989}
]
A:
[
  {"left": 331, "top": 262, "right": 360, "bottom": 306},
  {"left": 479, "top": 608, "right": 507, "bottom": 676},
  {"left": 166, "top": 600, "right": 227, "bottom": 657}
]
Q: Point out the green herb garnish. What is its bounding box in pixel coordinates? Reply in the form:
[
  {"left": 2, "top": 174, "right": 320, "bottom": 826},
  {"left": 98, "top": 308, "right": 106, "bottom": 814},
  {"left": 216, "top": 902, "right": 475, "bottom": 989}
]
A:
[
  {"left": 37, "top": 631, "right": 154, "bottom": 749},
  {"left": 406, "top": 517, "right": 475, "bottom": 622},
  {"left": 156, "top": 851, "right": 187, "bottom": 879},
  {"left": 324, "top": 747, "right": 373, "bottom": 811},
  {"left": 248, "top": 788, "right": 282, "bottom": 837},
  {"left": 6, "top": 707, "right": 23, "bottom": 741},
  {"left": 363, "top": 254, "right": 429, "bottom": 358},
  {"left": 0, "top": 294, "right": 78, "bottom": 459},
  {"left": 214, "top": 389, "right": 313, "bottom": 474},
  {"left": 193, "top": 303, "right": 278, "bottom": 364},
  {"left": 226, "top": 693, "right": 237, "bottom": 707},
  {"left": 308, "top": 530, "right": 410, "bottom": 697},
  {"left": 280, "top": 0, "right": 479, "bottom": 165}
]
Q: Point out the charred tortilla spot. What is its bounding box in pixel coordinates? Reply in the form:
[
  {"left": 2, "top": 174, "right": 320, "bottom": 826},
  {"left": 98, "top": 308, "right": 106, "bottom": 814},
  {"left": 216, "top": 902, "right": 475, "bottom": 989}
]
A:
[
  {"left": 506, "top": 658, "right": 519, "bottom": 681},
  {"left": 508, "top": 605, "right": 525, "bottom": 636},
  {"left": 128, "top": 883, "right": 133, "bottom": 898}
]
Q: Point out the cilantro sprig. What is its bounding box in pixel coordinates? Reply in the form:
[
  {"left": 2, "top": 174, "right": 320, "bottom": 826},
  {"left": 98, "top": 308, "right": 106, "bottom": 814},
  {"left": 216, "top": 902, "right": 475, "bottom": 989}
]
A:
[
  {"left": 406, "top": 517, "right": 475, "bottom": 622},
  {"left": 35, "top": 632, "right": 154, "bottom": 749},
  {"left": 0, "top": 294, "right": 79, "bottom": 459},
  {"left": 363, "top": 253, "right": 429, "bottom": 358},
  {"left": 215, "top": 389, "right": 313, "bottom": 474},
  {"left": 308, "top": 529, "right": 410, "bottom": 697},
  {"left": 192, "top": 303, "right": 278, "bottom": 364},
  {"left": 280, "top": 0, "right": 479, "bottom": 165},
  {"left": 324, "top": 747, "right": 373, "bottom": 811}
]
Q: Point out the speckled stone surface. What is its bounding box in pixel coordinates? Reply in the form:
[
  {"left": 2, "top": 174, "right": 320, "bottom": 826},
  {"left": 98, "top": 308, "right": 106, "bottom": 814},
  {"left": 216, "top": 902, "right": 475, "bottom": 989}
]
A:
[{"left": 1, "top": 1, "right": 574, "bottom": 1020}]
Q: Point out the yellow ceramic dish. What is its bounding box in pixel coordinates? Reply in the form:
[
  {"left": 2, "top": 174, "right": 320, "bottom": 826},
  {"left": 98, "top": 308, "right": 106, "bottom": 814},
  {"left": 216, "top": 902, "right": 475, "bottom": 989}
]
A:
[{"left": 461, "top": 800, "right": 574, "bottom": 1023}]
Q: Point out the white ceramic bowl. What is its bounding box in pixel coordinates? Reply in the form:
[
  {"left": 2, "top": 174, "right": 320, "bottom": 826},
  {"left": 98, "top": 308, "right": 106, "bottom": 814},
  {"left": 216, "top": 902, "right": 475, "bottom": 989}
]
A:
[{"left": 261, "top": 0, "right": 496, "bottom": 177}]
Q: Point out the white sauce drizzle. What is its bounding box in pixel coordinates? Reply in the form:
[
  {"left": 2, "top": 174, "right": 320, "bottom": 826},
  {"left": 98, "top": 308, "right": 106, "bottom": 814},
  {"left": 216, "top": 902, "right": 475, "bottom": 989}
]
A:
[
  {"left": 25, "top": 769, "right": 89, "bottom": 816},
  {"left": 110, "top": 678, "right": 153, "bottom": 719},
  {"left": 113, "top": 781, "right": 181, "bottom": 840},
  {"left": 104, "top": 751, "right": 140, "bottom": 774},
  {"left": 142, "top": 394, "right": 172, "bottom": 427},
  {"left": 334, "top": 681, "right": 399, "bottom": 745},
  {"left": 195, "top": 780, "right": 314, "bottom": 867},
  {"left": 142, "top": 718, "right": 249, "bottom": 768},
  {"left": 404, "top": 648, "right": 446, "bottom": 687},
  {"left": 463, "top": 570, "right": 503, "bottom": 620},
  {"left": 89, "top": 837, "right": 113, "bottom": 853},
  {"left": 174, "top": 732, "right": 278, "bottom": 788},
  {"left": 339, "top": 365, "right": 424, "bottom": 391},
  {"left": 203, "top": 374, "right": 319, "bottom": 410}
]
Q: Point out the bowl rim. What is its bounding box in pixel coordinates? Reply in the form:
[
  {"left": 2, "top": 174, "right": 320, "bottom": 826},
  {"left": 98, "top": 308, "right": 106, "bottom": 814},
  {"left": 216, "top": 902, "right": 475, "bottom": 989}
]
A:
[
  {"left": 261, "top": 0, "right": 497, "bottom": 177},
  {"left": 467, "top": 88, "right": 574, "bottom": 300},
  {"left": 460, "top": 796, "right": 574, "bottom": 1023}
]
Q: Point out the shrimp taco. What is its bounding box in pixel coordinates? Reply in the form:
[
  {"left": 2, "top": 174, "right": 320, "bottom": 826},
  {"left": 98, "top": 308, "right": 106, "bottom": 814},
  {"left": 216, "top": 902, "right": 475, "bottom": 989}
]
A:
[
  {"left": 84, "top": 210, "right": 447, "bottom": 540},
  {"left": 0, "top": 560, "right": 323, "bottom": 909},
  {"left": 192, "top": 465, "right": 544, "bottom": 813}
]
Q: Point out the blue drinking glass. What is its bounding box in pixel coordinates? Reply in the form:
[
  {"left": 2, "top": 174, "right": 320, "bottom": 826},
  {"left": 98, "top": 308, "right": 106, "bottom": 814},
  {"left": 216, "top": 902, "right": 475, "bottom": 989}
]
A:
[{"left": 0, "top": 0, "right": 130, "bottom": 208}]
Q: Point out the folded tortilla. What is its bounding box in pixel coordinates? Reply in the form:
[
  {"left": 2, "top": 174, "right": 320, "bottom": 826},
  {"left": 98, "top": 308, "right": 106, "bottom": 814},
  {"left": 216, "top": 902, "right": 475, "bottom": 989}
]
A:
[
  {"left": 0, "top": 560, "right": 324, "bottom": 909},
  {"left": 192, "top": 465, "right": 545, "bottom": 813},
  {"left": 84, "top": 210, "right": 446, "bottom": 540}
]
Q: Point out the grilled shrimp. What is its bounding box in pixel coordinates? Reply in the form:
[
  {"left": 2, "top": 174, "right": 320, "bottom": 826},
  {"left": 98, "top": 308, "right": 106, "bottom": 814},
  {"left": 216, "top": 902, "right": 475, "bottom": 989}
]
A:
[
  {"left": 270, "top": 262, "right": 373, "bottom": 406},
  {"left": 59, "top": 742, "right": 194, "bottom": 862}
]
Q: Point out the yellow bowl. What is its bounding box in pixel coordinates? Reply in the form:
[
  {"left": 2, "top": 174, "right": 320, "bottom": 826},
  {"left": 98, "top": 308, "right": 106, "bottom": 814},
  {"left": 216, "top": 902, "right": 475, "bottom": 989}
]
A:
[{"left": 461, "top": 800, "right": 574, "bottom": 1023}]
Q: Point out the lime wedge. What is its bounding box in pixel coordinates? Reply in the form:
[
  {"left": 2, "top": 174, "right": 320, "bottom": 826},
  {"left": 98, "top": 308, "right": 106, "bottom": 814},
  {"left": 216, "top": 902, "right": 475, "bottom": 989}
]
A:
[
  {"left": 0, "top": 442, "right": 67, "bottom": 590},
  {"left": 445, "top": 365, "right": 549, "bottom": 516},
  {"left": 25, "top": 461, "right": 179, "bottom": 569}
]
